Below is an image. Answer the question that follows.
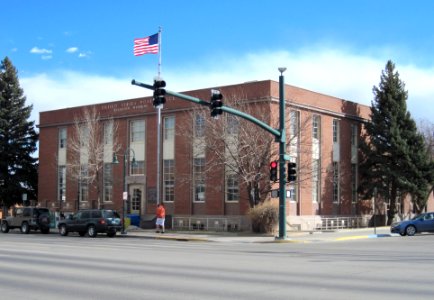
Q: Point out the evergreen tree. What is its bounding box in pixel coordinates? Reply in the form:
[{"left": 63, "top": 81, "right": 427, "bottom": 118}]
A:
[
  {"left": 359, "top": 60, "right": 434, "bottom": 223},
  {"left": 0, "top": 57, "right": 38, "bottom": 209},
  {"left": 406, "top": 122, "right": 434, "bottom": 213}
]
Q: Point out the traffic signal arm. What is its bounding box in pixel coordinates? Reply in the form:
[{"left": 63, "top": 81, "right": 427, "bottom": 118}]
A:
[{"left": 131, "top": 79, "right": 281, "bottom": 137}]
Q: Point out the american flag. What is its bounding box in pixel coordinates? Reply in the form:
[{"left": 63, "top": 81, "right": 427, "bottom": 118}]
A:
[{"left": 134, "top": 33, "right": 159, "bottom": 56}]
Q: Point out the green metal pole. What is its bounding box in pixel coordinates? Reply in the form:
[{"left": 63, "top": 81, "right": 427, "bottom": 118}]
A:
[
  {"left": 278, "top": 70, "right": 287, "bottom": 239},
  {"left": 122, "top": 153, "right": 126, "bottom": 234}
]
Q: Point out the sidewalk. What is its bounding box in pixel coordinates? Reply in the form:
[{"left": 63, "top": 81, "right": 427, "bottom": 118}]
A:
[{"left": 121, "top": 226, "right": 396, "bottom": 243}]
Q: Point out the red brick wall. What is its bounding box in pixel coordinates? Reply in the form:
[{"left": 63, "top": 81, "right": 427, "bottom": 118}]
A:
[{"left": 38, "top": 80, "right": 371, "bottom": 218}]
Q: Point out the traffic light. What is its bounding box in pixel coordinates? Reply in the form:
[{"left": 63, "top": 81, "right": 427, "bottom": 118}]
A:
[
  {"left": 210, "top": 89, "right": 223, "bottom": 118},
  {"left": 288, "top": 162, "right": 297, "bottom": 182},
  {"left": 270, "top": 161, "right": 278, "bottom": 182},
  {"left": 153, "top": 79, "right": 166, "bottom": 107}
]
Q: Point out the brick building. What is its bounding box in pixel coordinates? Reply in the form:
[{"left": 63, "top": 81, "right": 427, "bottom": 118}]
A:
[{"left": 38, "top": 80, "right": 378, "bottom": 231}]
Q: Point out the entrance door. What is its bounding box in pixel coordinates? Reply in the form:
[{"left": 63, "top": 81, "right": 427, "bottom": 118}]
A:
[{"left": 129, "top": 185, "right": 144, "bottom": 215}]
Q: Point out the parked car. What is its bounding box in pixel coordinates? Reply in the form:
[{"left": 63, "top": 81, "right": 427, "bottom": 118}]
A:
[
  {"left": 58, "top": 209, "right": 122, "bottom": 237},
  {"left": 390, "top": 212, "right": 434, "bottom": 236},
  {"left": 1, "top": 207, "right": 51, "bottom": 234}
]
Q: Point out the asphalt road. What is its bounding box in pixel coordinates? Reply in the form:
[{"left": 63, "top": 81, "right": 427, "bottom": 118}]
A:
[{"left": 1, "top": 232, "right": 434, "bottom": 300}]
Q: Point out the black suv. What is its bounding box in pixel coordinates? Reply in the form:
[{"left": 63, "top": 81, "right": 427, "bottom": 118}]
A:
[
  {"left": 58, "top": 209, "right": 122, "bottom": 237},
  {"left": 1, "top": 207, "right": 51, "bottom": 234}
]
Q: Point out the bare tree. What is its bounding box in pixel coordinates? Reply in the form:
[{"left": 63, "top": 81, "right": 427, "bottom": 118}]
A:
[
  {"left": 417, "top": 119, "right": 434, "bottom": 211},
  {"left": 178, "top": 93, "right": 312, "bottom": 208},
  {"left": 419, "top": 119, "right": 434, "bottom": 160},
  {"left": 67, "top": 107, "right": 119, "bottom": 209}
]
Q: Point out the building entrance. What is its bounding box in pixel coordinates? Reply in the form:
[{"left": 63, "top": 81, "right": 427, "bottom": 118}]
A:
[{"left": 129, "top": 185, "right": 144, "bottom": 215}]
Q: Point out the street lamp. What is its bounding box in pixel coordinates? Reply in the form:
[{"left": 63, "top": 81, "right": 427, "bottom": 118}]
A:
[{"left": 113, "top": 148, "right": 136, "bottom": 234}]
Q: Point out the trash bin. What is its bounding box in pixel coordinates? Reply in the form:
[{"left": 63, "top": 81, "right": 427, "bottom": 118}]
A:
[{"left": 127, "top": 214, "right": 140, "bottom": 227}]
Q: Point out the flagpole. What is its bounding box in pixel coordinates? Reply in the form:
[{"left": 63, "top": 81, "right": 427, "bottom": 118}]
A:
[
  {"left": 158, "top": 26, "right": 162, "bottom": 77},
  {"left": 156, "top": 26, "right": 162, "bottom": 205}
]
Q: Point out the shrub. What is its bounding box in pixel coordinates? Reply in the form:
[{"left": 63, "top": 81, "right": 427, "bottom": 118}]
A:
[{"left": 248, "top": 200, "right": 279, "bottom": 233}]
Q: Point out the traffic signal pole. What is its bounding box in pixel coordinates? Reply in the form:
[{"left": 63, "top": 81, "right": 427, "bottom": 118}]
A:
[
  {"left": 278, "top": 68, "right": 287, "bottom": 239},
  {"left": 132, "top": 71, "right": 289, "bottom": 239}
]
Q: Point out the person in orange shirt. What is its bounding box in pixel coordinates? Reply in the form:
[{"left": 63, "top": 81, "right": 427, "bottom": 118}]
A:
[{"left": 155, "top": 203, "right": 166, "bottom": 233}]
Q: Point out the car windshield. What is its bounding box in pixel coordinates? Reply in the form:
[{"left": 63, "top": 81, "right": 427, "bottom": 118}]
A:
[{"left": 104, "top": 210, "right": 120, "bottom": 218}]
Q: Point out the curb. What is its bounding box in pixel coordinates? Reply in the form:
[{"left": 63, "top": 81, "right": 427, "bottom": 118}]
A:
[{"left": 335, "top": 233, "right": 393, "bottom": 241}]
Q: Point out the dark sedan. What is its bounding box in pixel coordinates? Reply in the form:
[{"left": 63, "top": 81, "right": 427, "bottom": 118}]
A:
[
  {"left": 58, "top": 209, "right": 122, "bottom": 237},
  {"left": 391, "top": 212, "right": 434, "bottom": 236}
]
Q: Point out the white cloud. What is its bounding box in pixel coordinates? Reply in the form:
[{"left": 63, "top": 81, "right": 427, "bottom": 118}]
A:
[
  {"left": 21, "top": 72, "right": 148, "bottom": 124},
  {"left": 30, "top": 47, "right": 52, "bottom": 54},
  {"left": 20, "top": 48, "right": 434, "bottom": 126},
  {"left": 66, "top": 47, "right": 78, "bottom": 53}
]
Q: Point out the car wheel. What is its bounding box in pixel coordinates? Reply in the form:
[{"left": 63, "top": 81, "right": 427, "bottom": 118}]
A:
[
  {"left": 59, "top": 224, "right": 68, "bottom": 236},
  {"left": 107, "top": 230, "right": 116, "bottom": 238},
  {"left": 39, "top": 214, "right": 50, "bottom": 233},
  {"left": 405, "top": 225, "right": 417, "bottom": 236},
  {"left": 87, "top": 225, "right": 97, "bottom": 238},
  {"left": 78, "top": 231, "right": 86, "bottom": 237},
  {"left": 21, "top": 222, "right": 30, "bottom": 234},
  {"left": 1, "top": 222, "right": 9, "bottom": 233}
]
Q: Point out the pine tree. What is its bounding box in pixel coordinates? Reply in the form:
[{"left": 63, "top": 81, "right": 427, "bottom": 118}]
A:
[
  {"left": 359, "top": 60, "right": 434, "bottom": 223},
  {"left": 0, "top": 57, "right": 38, "bottom": 210}
]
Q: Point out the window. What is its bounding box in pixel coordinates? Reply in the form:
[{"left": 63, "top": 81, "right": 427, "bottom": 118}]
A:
[
  {"left": 104, "top": 121, "right": 113, "bottom": 145},
  {"left": 80, "top": 125, "right": 90, "bottom": 147},
  {"left": 103, "top": 163, "right": 113, "bottom": 202},
  {"left": 59, "top": 127, "right": 67, "bottom": 149},
  {"left": 333, "top": 119, "right": 339, "bottom": 143},
  {"left": 312, "top": 115, "right": 320, "bottom": 140},
  {"left": 91, "top": 210, "right": 102, "bottom": 218},
  {"left": 81, "top": 211, "right": 90, "bottom": 219},
  {"left": 312, "top": 159, "right": 320, "bottom": 203},
  {"left": 130, "top": 120, "right": 145, "bottom": 142},
  {"left": 289, "top": 111, "right": 300, "bottom": 137},
  {"left": 58, "top": 166, "right": 66, "bottom": 201},
  {"left": 193, "top": 158, "right": 205, "bottom": 202},
  {"left": 227, "top": 114, "right": 239, "bottom": 135},
  {"left": 351, "top": 163, "right": 357, "bottom": 203},
  {"left": 333, "top": 162, "right": 340, "bottom": 203},
  {"left": 163, "top": 159, "right": 175, "bottom": 202},
  {"left": 164, "top": 116, "right": 175, "bottom": 140},
  {"left": 288, "top": 111, "right": 300, "bottom": 155},
  {"left": 131, "top": 188, "right": 142, "bottom": 211},
  {"left": 23, "top": 208, "right": 31, "bottom": 217},
  {"left": 226, "top": 172, "right": 239, "bottom": 202},
  {"left": 131, "top": 160, "right": 145, "bottom": 175},
  {"left": 288, "top": 186, "right": 297, "bottom": 202},
  {"left": 195, "top": 113, "right": 205, "bottom": 138},
  {"left": 351, "top": 124, "right": 358, "bottom": 146},
  {"left": 79, "top": 165, "right": 89, "bottom": 202}
]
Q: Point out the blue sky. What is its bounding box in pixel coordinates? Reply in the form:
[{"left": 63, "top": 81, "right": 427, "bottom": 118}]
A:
[{"left": 2, "top": 0, "right": 434, "bottom": 124}]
